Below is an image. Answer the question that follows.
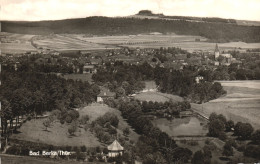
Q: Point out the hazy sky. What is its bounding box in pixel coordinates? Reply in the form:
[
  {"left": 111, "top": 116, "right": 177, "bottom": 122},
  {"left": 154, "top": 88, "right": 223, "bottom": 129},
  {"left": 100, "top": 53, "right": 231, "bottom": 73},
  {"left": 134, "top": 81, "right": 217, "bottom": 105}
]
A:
[{"left": 1, "top": 0, "right": 260, "bottom": 21}]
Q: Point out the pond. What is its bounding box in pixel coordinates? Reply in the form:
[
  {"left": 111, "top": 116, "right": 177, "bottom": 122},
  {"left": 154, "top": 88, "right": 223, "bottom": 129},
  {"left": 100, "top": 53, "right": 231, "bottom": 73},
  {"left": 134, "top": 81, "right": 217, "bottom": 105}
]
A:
[{"left": 152, "top": 117, "right": 208, "bottom": 137}]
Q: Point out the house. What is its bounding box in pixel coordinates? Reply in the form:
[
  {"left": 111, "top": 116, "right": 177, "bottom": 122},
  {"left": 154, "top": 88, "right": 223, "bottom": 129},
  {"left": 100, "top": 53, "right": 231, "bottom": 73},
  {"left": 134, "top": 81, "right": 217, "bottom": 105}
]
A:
[
  {"left": 107, "top": 140, "right": 124, "bottom": 157},
  {"left": 83, "top": 64, "right": 96, "bottom": 74},
  {"left": 97, "top": 89, "right": 115, "bottom": 103},
  {"left": 195, "top": 76, "right": 204, "bottom": 83}
]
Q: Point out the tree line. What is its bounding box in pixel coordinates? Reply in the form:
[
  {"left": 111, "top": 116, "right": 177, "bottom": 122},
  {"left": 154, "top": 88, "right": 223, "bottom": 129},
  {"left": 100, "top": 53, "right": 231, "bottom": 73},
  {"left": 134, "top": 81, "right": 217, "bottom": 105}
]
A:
[
  {"left": 0, "top": 70, "right": 98, "bottom": 140},
  {"left": 105, "top": 98, "right": 193, "bottom": 163}
]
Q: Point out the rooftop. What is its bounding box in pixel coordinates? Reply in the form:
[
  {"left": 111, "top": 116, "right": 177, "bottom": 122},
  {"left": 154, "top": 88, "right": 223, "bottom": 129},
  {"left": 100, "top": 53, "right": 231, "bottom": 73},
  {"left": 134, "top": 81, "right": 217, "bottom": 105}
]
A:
[{"left": 107, "top": 140, "right": 124, "bottom": 151}]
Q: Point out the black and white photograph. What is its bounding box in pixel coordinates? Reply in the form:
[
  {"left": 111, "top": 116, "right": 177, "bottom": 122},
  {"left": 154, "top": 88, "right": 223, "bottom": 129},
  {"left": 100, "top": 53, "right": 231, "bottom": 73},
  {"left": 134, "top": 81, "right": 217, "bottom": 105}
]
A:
[{"left": 0, "top": 0, "right": 260, "bottom": 163}]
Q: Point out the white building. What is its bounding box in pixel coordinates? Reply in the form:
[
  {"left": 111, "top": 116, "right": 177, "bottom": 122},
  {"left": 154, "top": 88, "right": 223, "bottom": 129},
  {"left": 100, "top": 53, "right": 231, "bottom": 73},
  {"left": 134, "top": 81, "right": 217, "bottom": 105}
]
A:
[{"left": 107, "top": 140, "right": 124, "bottom": 157}]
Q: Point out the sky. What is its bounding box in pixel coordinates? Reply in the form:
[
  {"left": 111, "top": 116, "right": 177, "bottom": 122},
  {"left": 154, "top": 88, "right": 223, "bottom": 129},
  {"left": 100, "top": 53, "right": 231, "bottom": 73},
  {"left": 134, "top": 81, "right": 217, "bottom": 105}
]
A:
[{"left": 1, "top": 0, "right": 260, "bottom": 21}]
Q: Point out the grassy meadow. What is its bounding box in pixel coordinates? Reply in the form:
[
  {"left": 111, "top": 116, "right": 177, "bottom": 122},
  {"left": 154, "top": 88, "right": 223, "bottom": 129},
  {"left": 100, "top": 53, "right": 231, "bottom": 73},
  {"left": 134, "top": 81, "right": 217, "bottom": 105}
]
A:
[
  {"left": 10, "top": 103, "right": 139, "bottom": 148},
  {"left": 134, "top": 81, "right": 183, "bottom": 102},
  {"left": 192, "top": 80, "right": 260, "bottom": 129}
]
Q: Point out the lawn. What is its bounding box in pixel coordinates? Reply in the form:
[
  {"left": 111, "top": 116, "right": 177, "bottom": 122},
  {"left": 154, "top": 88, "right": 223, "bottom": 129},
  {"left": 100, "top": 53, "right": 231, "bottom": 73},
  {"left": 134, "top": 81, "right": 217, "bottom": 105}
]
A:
[
  {"left": 10, "top": 117, "right": 101, "bottom": 147},
  {"left": 10, "top": 103, "right": 139, "bottom": 148},
  {"left": 134, "top": 81, "right": 183, "bottom": 102},
  {"left": 134, "top": 91, "right": 183, "bottom": 102}
]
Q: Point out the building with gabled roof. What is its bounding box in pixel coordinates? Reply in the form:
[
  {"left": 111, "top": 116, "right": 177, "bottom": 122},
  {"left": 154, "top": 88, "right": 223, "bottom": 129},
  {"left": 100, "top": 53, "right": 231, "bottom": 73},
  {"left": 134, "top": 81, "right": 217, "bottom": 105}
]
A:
[
  {"left": 107, "top": 140, "right": 124, "bottom": 157},
  {"left": 97, "top": 89, "right": 116, "bottom": 103}
]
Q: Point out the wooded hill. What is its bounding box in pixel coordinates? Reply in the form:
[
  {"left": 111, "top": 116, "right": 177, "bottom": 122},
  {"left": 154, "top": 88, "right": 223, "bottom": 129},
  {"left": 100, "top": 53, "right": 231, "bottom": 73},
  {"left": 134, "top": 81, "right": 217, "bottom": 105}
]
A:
[{"left": 2, "top": 16, "right": 260, "bottom": 42}]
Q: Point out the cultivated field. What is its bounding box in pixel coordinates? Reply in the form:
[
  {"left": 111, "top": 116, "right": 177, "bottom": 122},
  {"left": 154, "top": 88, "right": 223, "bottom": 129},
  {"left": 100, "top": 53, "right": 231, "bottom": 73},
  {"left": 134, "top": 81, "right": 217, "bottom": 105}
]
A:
[
  {"left": 2, "top": 32, "right": 260, "bottom": 53},
  {"left": 124, "top": 41, "right": 260, "bottom": 51},
  {"left": 73, "top": 33, "right": 207, "bottom": 45},
  {"left": 192, "top": 80, "right": 260, "bottom": 129},
  {"left": 32, "top": 34, "right": 116, "bottom": 51},
  {"left": 73, "top": 33, "right": 260, "bottom": 52},
  {"left": 0, "top": 32, "right": 37, "bottom": 54}
]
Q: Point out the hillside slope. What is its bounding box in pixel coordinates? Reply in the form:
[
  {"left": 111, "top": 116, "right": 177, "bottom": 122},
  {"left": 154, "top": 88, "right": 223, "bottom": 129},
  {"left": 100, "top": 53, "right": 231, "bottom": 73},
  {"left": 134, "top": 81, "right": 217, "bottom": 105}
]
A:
[{"left": 2, "top": 16, "right": 260, "bottom": 43}]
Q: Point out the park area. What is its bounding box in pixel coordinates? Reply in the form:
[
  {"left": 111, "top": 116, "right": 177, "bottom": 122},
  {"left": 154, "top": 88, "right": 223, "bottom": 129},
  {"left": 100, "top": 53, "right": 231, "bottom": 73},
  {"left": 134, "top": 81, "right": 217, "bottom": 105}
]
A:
[{"left": 10, "top": 103, "right": 139, "bottom": 148}]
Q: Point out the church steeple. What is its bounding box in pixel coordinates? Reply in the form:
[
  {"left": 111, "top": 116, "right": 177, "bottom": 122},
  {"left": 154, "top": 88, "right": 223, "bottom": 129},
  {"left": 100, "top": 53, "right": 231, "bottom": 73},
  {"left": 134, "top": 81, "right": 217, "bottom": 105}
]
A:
[
  {"left": 215, "top": 44, "right": 219, "bottom": 53},
  {"left": 214, "top": 43, "right": 220, "bottom": 59}
]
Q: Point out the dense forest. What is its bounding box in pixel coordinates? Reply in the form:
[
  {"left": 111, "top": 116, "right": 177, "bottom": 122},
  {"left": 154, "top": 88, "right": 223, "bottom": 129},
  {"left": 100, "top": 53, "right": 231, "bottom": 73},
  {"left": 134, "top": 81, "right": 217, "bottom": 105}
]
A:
[
  {"left": 137, "top": 10, "right": 237, "bottom": 24},
  {"left": 2, "top": 16, "right": 260, "bottom": 42}
]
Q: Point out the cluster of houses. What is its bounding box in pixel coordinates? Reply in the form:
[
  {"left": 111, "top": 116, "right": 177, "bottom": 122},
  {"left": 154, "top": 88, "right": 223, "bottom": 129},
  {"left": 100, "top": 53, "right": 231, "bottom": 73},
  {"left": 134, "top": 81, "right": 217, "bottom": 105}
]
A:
[{"left": 1, "top": 43, "right": 246, "bottom": 76}]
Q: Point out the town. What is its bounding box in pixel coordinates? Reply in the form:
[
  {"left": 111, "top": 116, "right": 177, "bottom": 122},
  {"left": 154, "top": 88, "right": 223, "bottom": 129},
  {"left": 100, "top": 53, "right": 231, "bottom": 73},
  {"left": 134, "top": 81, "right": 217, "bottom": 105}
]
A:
[{"left": 1, "top": 5, "right": 260, "bottom": 164}]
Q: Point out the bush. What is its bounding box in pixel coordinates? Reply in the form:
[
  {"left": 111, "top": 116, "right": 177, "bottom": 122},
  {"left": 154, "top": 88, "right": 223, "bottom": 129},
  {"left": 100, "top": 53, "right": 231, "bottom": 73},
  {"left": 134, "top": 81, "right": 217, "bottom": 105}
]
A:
[
  {"left": 180, "top": 139, "right": 187, "bottom": 144},
  {"left": 20, "top": 147, "right": 30, "bottom": 156},
  {"left": 80, "top": 115, "right": 90, "bottom": 125},
  {"left": 80, "top": 145, "right": 87, "bottom": 152},
  {"left": 187, "top": 141, "right": 199, "bottom": 146},
  {"left": 65, "top": 145, "right": 72, "bottom": 151},
  {"left": 6, "top": 146, "right": 20, "bottom": 155},
  {"left": 244, "top": 145, "right": 260, "bottom": 159},
  {"left": 218, "top": 131, "right": 227, "bottom": 141},
  {"left": 77, "top": 152, "right": 86, "bottom": 161},
  {"left": 222, "top": 142, "right": 233, "bottom": 157},
  {"left": 73, "top": 146, "right": 79, "bottom": 153},
  {"left": 205, "top": 139, "right": 210, "bottom": 145},
  {"left": 251, "top": 130, "right": 260, "bottom": 145},
  {"left": 123, "top": 127, "right": 130, "bottom": 136},
  {"left": 234, "top": 122, "right": 254, "bottom": 140}
]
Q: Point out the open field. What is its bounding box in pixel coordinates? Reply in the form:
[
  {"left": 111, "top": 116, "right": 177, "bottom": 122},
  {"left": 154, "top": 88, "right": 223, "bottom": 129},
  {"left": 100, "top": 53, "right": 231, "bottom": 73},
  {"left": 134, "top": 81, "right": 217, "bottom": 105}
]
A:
[
  {"left": 134, "top": 81, "right": 183, "bottom": 102},
  {"left": 192, "top": 80, "right": 260, "bottom": 129},
  {"left": 2, "top": 32, "right": 260, "bottom": 53},
  {"left": 124, "top": 41, "right": 260, "bottom": 51},
  {"left": 73, "top": 33, "right": 260, "bottom": 51},
  {"left": 153, "top": 117, "right": 208, "bottom": 136},
  {"left": 33, "top": 34, "right": 117, "bottom": 51},
  {"left": 79, "top": 103, "right": 140, "bottom": 142},
  {"left": 134, "top": 91, "right": 183, "bottom": 102},
  {"left": 0, "top": 43, "right": 37, "bottom": 54},
  {"left": 73, "top": 33, "right": 207, "bottom": 45},
  {"left": 0, "top": 32, "right": 37, "bottom": 54}
]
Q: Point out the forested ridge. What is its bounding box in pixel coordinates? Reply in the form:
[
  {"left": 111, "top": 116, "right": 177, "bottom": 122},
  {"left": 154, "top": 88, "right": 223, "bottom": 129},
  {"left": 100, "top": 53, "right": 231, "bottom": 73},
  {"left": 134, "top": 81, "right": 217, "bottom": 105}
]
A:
[{"left": 2, "top": 16, "right": 260, "bottom": 42}]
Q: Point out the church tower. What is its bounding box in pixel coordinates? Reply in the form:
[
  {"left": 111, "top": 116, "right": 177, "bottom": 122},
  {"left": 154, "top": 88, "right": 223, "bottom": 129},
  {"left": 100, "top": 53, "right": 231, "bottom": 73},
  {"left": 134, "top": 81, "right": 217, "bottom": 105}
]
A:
[{"left": 214, "top": 44, "right": 220, "bottom": 59}]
